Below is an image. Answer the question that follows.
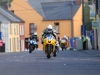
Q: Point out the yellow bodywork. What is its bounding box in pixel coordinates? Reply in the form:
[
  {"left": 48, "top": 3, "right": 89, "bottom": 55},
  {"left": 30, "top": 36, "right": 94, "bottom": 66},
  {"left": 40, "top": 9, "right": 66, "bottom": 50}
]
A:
[
  {"left": 60, "top": 41, "right": 66, "bottom": 46},
  {"left": 43, "top": 37, "right": 56, "bottom": 55}
]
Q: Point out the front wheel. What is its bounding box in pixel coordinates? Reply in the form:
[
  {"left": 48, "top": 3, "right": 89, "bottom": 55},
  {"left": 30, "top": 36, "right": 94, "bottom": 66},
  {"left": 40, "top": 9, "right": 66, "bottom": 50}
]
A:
[
  {"left": 29, "top": 45, "right": 34, "bottom": 53},
  {"left": 61, "top": 43, "right": 65, "bottom": 51},
  {"left": 47, "top": 55, "right": 51, "bottom": 59},
  {"left": 29, "top": 50, "right": 32, "bottom": 53},
  {"left": 46, "top": 45, "right": 51, "bottom": 59}
]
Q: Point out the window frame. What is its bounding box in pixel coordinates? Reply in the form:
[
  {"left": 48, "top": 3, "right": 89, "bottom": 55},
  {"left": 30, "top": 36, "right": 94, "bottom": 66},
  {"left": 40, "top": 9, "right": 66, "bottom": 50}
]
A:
[
  {"left": 54, "top": 22, "right": 60, "bottom": 34},
  {"left": 29, "top": 23, "right": 35, "bottom": 35}
]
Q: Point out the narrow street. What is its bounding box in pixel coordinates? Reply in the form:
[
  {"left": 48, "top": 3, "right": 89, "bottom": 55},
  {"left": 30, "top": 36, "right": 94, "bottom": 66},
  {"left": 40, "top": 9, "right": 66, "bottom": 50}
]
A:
[{"left": 0, "top": 50, "right": 100, "bottom": 75}]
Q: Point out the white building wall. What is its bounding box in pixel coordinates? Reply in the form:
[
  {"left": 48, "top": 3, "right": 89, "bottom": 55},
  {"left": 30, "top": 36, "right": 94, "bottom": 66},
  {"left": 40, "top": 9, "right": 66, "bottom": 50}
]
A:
[{"left": 1, "top": 22, "right": 10, "bottom": 52}]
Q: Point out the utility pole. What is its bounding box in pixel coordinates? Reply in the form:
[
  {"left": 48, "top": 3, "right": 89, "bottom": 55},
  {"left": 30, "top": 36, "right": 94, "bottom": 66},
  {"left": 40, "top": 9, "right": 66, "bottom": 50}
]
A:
[
  {"left": 82, "top": 0, "right": 84, "bottom": 25},
  {"left": 8, "top": 0, "right": 9, "bottom": 8},
  {"left": 71, "top": 0, "right": 74, "bottom": 38}
]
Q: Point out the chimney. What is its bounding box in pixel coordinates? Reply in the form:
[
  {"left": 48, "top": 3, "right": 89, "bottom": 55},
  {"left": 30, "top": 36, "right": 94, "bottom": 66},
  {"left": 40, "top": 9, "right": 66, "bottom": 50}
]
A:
[
  {"left": 0, "top": 0, "right": 8, "bottom": 9},
  {"left": 76, "top": 0, "right": 82, "bottom": 5}
]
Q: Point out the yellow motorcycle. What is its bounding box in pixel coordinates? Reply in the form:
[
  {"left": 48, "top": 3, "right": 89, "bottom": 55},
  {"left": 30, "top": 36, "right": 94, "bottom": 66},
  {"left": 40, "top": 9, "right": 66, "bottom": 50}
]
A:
[
  {"left": 60, "top": 39, "right": 67, "bottom": 51},
  {"left": 43, "top": 34, "right": 56, "bottom": 59}
]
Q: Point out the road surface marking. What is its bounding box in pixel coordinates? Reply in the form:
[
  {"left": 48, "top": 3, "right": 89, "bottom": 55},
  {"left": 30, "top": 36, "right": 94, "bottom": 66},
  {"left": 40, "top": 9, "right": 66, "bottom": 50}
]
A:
[
  {"left": 0, "top": 61, "right": 3, "bottom": 62},
  {"left": 14, "top": 56, "right": 16, "bottom": 57},
  {"left": 21, "top": 56, "right": 23, "bottom": 57},
  {"left": 64, "top": 64, "right": 66, "bottom": 66},
  {"left": 7, "top": 59, "right": 9, "bottom": 60}
]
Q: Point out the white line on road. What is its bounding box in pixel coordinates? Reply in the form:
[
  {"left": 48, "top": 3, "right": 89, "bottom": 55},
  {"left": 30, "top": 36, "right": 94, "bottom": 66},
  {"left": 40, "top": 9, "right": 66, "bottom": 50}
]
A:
[
  {"left": 14, "top": 56, "right": 16, "bottom": 57},
  {"left": 7, "top": 59, "right": 9, "bottom": 60},
  {"left": 0, "top": 61, "right": 3, "bottom": 62},
  {"left": 64, "top": 64, "right": 66, "bottom": 66},
  {"left": 80, "top": 59, "right": 90, "bottom": 60},
  {"left": 15, "top": 60, "right": 20, "bottom": 61},
  {"left": 62, "top": 58, "right": 65, "bottom": 59},
  {"left": 21, "top": 56, "right": 23, "bottom": 57},
  {"left": 74, "top": 59, "right": 78, "bottom": 60}
]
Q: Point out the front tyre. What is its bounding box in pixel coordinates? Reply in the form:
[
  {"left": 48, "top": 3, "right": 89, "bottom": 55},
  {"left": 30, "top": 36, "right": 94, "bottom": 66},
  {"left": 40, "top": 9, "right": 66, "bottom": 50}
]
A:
[
  {"left": 29, "top": 50, "right": 32, "bottom": 53},
  {"left": 61, "top": 43, "right": 65, "bottom": 51},
  {"left": 46, "top": 45, "right": 51, "bottom": 59},
  {"left": 29, "top": 45, "right": 33, "bottom": 53}
]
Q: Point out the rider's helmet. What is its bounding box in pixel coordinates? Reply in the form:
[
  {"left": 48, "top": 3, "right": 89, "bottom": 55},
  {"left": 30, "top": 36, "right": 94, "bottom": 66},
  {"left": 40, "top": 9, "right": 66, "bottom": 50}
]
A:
[
  {"left": 47, "top": 24, "right": 53, "bottom": 30},
  {"left": 64, "top": 36, "right": 68, "bottom": 40},
  {"left": 34, "top": 32, "right": 37, "bottom": 36},
  {"left": 64, "top": 36, "right": 66, "bottom": 38},
  {"left": 46, "top": 24, "right": 53, "bottom": 34}
]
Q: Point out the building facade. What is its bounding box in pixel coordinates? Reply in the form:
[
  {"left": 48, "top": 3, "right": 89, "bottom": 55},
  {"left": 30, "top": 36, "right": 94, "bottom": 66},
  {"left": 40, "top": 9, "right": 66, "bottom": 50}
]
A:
[{"left": 10, "top": 0, "right": 82, "bottom": 49}]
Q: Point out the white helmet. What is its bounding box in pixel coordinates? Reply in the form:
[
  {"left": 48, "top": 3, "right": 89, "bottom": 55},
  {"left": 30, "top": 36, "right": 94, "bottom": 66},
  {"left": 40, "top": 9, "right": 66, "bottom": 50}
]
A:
[
  {"left": 34, "top": 32, "right": 37, "bottom": 35},
  {"left": 47, "top": 24, "right": 53, "bottom": 29},
  {"left": 64, "top": 36, "right": 66, "bottom": 38}
]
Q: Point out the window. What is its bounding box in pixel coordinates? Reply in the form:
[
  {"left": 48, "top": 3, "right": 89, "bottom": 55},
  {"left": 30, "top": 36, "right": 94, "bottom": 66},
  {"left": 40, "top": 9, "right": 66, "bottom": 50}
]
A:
[
  {"left": 16, "top": 25, "right": 18, "bottom": 35},
  {"left": 17, "top": 38, "right": 19, "bottom": 50},
  {"left": 20, "top": 25, "right": 22, "bottom": 35},
  {"left": 20, "top": 25, "right": 24, "bottom": 35},
  {"left": 10, "top": 38, "right": 11, "bottom": 51},
  {"left": 29, "top": 23, "right": 35, "bottom": 34},
  {"left": 10, "top": 24, "right": 12, "bottom": 34},
  {"left": 22, "top": 25, "right": 24, "bottom": 35},
  {"left": 14, "top": 25, "right": 16, "bottom": 35},
  {"left": 54, "top": 22, "right": 59, "bottom": 33}
]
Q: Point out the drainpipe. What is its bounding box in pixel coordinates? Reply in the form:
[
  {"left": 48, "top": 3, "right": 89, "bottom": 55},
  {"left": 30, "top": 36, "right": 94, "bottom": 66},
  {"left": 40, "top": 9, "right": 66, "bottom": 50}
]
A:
[
  {"left": 71, "top": 0, "right": 74, "bottom": 38},
  {"left": 7, "top": 0, "right": 9, "bottom": 8},
  {"left": 82, "top": 0, "right": 84, "bottom": 25}
]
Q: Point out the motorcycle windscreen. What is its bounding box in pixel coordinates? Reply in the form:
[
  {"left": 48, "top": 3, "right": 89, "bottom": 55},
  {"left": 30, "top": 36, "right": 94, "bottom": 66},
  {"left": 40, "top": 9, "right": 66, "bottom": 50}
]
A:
[
  {"left": 30, "top": 40, "right": 37, "bottom": 44},
  {"left": 46, "top": 34, "right": 53, "bottom": 40}
]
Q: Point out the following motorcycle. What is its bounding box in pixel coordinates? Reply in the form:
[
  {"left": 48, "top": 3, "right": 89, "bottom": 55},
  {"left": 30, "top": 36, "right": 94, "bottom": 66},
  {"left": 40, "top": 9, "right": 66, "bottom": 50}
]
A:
[
  {"left": 43, "top": 34, "right": 56, "bottom": 59},
  {"left": 29, "top": 39, "right": 37, "bottom": 53},
  {"left": 60, "top": 39, "right": 67, "bottom": 51}
]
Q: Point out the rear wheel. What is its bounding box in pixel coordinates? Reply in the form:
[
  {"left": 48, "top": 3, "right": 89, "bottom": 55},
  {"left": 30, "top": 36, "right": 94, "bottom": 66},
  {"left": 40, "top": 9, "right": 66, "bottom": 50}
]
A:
[
  {"left": 53, "top": 50, "right": 57, "bottom": 57},
  {"left": 53, "top": 46, "right": 58, "bottom": 57},
  {"left": 35, "top": 44, "right": 38, "bottom": 49},
  {"left": 62, "top": 48, "right": 64, "bottom": 51}
]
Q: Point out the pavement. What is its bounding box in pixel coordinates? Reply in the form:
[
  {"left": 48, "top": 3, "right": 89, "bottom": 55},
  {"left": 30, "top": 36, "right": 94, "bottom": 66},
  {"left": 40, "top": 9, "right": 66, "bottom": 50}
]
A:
[{"left": 81, "top": 50, "right": 100, "bottom": 56}]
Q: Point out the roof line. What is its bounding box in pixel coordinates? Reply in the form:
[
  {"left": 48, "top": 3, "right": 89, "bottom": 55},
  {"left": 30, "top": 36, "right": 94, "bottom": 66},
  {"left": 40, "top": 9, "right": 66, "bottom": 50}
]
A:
[
  {"left": 0, "top": 11, "right": 12, "bottom": 22},
  {"left": 41, "top": 1, "right": 75, "bottom": 4},
  {"left": 0, "top": 6, "right": 20, "bottom": 22},
  {"left": 39, "top": 3, "right": 45, "bottom": 18},
  {"left": 43, "top": 19, "right": 72, "bottom": 21}
]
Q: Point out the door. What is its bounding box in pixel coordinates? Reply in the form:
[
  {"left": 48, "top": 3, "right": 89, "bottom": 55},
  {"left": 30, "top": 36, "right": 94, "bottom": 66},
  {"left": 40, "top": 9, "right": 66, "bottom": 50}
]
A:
[{"left": 21, "top": 40, "right": 24, "bottom": 51}]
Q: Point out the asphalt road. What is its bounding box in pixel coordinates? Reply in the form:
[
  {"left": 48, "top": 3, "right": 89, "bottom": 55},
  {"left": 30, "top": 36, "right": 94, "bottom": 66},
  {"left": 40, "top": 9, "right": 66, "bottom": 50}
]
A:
[{"left": 0, "top": 50, "right": 100, "bottom": 75}]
